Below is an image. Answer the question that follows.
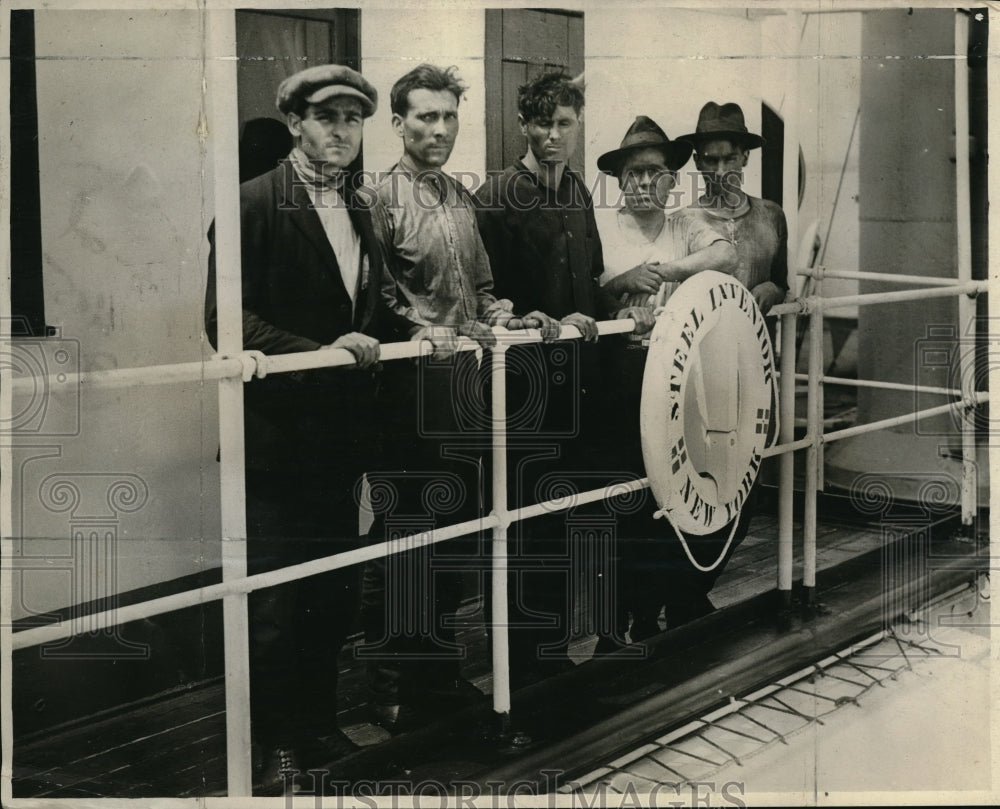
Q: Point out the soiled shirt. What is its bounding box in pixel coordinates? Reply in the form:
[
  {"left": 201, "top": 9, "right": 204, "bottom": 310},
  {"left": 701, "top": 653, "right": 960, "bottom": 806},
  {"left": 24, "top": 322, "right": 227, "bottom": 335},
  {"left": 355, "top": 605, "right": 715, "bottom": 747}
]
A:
[
  {"left": 371, "top": 155, "right": 511, "bottom": 329},
  {"left": 596, "top": 205, "right": 728, "bottom": 310},
  {"left": 475, "top": 159, "right": 620, "bottom": 320},
  {"left": 682, "top": 196, "right": 789, "bottom": 294}
]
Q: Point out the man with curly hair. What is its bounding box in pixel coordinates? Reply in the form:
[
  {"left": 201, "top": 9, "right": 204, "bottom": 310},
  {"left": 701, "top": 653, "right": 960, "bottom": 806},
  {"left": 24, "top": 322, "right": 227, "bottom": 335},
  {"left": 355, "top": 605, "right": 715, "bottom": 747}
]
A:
[{"left": 475, "top": 72, "right": 653, "bottom": 687}]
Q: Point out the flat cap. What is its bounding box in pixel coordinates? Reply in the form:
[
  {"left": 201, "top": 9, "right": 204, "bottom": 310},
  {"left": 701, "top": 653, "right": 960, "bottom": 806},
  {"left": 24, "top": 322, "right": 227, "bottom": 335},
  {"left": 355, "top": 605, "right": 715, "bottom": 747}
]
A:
[{"left": 276, "top": 64, "right": 378, "bottom": 118}]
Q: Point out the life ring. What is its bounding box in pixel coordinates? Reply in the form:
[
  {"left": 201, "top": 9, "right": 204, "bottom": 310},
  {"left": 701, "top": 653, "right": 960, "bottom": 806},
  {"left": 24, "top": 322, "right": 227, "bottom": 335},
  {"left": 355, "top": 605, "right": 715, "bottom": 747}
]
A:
[{"left": 640, "top": 271, "right": 777, "bottom": 537}]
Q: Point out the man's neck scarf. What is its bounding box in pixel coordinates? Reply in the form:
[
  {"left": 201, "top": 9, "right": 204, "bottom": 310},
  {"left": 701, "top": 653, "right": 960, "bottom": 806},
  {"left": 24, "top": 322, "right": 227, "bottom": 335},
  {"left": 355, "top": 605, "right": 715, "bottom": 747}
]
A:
[{"left": 289, "top": 147, "right": 347, "bottom": 194}]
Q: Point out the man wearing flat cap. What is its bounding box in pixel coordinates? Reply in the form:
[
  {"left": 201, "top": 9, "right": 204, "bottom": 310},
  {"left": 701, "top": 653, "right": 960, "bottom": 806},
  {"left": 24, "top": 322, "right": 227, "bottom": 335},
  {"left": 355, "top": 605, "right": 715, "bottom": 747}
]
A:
[
  {"left": 592, "top": 115, "right": 738, "bottom": 651},
  {"left": 205, "top": 63, "right": 414, "bottom": 793}
]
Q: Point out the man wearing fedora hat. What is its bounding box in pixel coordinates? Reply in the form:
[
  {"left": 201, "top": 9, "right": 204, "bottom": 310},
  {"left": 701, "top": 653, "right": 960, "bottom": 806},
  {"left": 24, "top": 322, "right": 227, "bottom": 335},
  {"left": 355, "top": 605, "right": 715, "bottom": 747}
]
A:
[
  {"left": 593, "top": 115, "right": 737, "bottom": 651},
  {"left": 205, "top": 63, "right": 415, "bottom": 792},
  {"left": 611, "top": 102, "right": 788, "bottom": 637},
  {"left": 595, "top": 115, "right": 736, "bottom": 309},
  {"left": 679, "top": 101, "right": 788, "bottom": 315}
]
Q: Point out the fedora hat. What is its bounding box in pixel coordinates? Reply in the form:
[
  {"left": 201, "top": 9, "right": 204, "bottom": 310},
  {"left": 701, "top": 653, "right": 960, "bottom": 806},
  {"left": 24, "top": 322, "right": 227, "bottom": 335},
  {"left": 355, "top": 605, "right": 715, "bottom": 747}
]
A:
[
  {"left": 678, "top": 102, "right": 765, "bottom": 150},
  {"left": 597, "top": 116, "right": 693, "bottom": 176}
]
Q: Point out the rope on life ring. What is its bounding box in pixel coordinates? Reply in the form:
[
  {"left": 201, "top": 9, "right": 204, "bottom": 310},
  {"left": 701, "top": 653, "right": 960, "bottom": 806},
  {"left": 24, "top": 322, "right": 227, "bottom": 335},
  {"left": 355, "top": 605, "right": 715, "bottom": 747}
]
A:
[{"left": 653, "top": 504, "right": 742, "bottom": 573}]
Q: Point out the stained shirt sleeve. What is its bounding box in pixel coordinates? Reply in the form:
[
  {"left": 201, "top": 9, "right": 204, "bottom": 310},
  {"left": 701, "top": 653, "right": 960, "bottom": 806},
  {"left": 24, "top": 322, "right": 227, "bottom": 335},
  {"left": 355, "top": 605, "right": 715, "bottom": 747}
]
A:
[
  {"left": 681, "top": 208, "right": 731, "bottom": 254},
  {"left": 771, "top": 206, "right": 790, "bottom": 293},
  {"left": 370, "top": 190, "right": 429, "bottom": 331}
]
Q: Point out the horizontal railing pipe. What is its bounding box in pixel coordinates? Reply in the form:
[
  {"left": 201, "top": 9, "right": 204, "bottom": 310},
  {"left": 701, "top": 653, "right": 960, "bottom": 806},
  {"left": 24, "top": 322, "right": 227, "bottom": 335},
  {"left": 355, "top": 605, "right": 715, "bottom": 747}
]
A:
[
  {"left": 778, "top": 371, "right": 964, "bottom": 397},
  {"left": 822, "top": 393, "right": 987, "bottom": 444},
  {"left": 762, "top": 436, "right": 814, "bottom": 458},
  {"left": 796, "top": 268, "right": 967, "bottom": 287},
  {"left": 510, "top": 477, "right": 651, "bottom": 525},
  {"left": 8, "top": 319, "right": 641, "bottom": 394},
  {"left": 11, "top": 515, "right": 498, "bottom": 651},
  {"left": 811, "top": 281, "right": 986, "bottom": 312}
]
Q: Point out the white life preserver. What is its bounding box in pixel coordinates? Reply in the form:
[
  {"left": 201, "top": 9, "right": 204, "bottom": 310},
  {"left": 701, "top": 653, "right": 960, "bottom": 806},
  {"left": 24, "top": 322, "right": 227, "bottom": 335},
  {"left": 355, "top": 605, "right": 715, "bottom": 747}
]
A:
[{"left": 640, "top": 271, "right": 777, "bottom": 540}]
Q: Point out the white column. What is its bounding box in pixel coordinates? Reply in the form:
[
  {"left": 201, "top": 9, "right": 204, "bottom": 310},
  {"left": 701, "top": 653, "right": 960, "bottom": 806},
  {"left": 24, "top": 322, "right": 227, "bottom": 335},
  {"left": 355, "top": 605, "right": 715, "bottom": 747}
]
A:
[{"left": 206, "top": 8, "right": 252, "bottom": 797}]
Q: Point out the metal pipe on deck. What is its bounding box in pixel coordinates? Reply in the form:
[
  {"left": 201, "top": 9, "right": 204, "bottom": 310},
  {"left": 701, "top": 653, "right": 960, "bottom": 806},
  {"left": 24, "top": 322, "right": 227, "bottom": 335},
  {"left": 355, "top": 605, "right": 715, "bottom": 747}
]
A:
[
  {"left": 490, "top": 342, "right": 512, "bottom": 720},
  {"left": 954, "top": 10, "right": 977, "bottom": 529}
]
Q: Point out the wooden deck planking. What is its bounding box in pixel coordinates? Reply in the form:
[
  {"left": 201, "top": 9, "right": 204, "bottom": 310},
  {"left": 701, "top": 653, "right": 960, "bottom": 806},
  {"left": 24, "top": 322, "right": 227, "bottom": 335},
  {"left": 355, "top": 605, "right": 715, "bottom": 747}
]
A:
[{"left": 10, "top": 515, "right": 896, "bottom": 798}]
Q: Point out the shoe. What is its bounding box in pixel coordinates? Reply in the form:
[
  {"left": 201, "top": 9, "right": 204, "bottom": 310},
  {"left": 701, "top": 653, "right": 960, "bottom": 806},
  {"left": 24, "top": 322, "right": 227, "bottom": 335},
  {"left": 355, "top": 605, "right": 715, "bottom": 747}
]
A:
[
  {"left": 256, "top": 746, "right": 302, "bottom": 795},
  {"left": 368, "top": 701, "right": 405, "bottom": 734},
  {"left": 423, "top": 677, "right": 488, "bottom": 710},
  {"left": 511, "top": 657, "right": 575, "bottom": 690},
  {"left": 311, "top": 728, "right": 360, "bottom": 765},
  {"left": 665, "top": 596, "right": 716, "bottom": 629},
  {"left": 593, "top": 634, "right": 630, "bottom": 656},
  {"left": 628, "top": 616, "right": 662, "bottom": 643}
]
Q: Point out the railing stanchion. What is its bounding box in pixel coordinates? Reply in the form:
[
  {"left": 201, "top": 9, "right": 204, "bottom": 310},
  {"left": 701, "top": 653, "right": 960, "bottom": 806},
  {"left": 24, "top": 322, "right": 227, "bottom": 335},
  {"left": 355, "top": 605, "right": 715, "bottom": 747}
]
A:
[
  {"left": 955, "top": 9, "right": 978, "bottom": 533},
  {"left": 207, "top": 8, "right": 252, "bottom": 796},
  {"left": 803, "top": 291, "right": 824, "bottom": 603},
  {"left": 490, "top": 340, "right": 512, "bottom": 725},
  {"left": 778, "top": 311, "right": 797, "bottom": 604}
]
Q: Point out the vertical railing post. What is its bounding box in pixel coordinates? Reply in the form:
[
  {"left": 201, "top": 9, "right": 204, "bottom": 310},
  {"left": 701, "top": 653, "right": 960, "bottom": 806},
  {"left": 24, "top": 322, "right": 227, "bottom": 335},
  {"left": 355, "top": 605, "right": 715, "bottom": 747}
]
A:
[
  {"left": 0, "top": 6, "right": 14, "bottom": 805},
  {"left": 954, "top": 10, "right": 977, "bottom": 532},
  {"left": 778, "top": 8, "right": 802, "bottom": 608},
  {"left": 803, "top": 283, "right": 824, "bottom": 603},
  {"left": 489, "top": 340, "right": 512, "bottom": 728},
  {"left": 777, "top": 311, "right": 797, "bottom": 603},
  {"left": 206, "top": 9, "right": 253, "bottom": 796}
]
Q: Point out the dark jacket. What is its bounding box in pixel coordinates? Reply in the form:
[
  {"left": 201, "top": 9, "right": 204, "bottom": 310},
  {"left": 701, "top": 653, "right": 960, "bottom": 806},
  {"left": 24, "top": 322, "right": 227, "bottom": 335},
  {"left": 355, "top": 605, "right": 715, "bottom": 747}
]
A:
[
  {"left": 205, "top": 161, "right": 412, "bottom": 474},
  {"left": 474, "top": 159, "right": 620, "bottom": 321}
]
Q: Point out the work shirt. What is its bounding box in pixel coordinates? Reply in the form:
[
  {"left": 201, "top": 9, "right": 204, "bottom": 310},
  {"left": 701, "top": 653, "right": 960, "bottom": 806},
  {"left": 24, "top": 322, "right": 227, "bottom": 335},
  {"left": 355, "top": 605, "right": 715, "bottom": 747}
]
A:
[
  {"left": 371, "top": 154, "right": 513, "bottom": 329},
  {"left": 683, "top": 196, "right": 789, "bottom": 294},
  {"left": 475, "top": 159, "right": 619, "bottom": 320},
  {"left": 596, "top": 205, "right": 729, "bottom": 310}
]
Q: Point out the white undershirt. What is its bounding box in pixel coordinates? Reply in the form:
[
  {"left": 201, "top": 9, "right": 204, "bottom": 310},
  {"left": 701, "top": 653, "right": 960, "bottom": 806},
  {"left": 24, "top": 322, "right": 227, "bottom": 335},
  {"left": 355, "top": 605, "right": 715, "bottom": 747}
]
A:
[{"left": 306, "top": 185, "right": 362, "bottom": 311}]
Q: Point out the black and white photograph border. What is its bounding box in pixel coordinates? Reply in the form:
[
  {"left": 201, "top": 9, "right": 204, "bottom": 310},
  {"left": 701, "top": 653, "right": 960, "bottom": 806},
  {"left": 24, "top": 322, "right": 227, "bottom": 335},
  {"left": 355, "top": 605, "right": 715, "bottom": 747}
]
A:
[{"left": 1, "top": 0, "right": 998, "bottom": 806}]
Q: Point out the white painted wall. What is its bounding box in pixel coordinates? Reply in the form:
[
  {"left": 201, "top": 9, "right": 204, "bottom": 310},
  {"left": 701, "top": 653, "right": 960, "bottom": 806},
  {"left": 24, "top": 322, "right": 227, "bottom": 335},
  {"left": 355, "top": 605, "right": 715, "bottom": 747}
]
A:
[
  {"left": 769, "top": 11, "right": 863, "bottom": 308},
  {"left": 14, "top": 10, "right": 221, "bottom": 620},
  {"left": 585, "top": 7, "right": 763, "bottom": 211}
]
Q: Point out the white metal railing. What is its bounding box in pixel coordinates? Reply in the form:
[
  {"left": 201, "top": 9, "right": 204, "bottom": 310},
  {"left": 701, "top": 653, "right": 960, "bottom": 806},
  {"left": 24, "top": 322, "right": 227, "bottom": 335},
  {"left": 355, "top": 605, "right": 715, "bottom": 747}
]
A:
[
  {"left": 2, "top": 8, "right": 987, "bottom": 803},
  {"left": 6, "top": 281, "right": 987, "bottom": 797}
]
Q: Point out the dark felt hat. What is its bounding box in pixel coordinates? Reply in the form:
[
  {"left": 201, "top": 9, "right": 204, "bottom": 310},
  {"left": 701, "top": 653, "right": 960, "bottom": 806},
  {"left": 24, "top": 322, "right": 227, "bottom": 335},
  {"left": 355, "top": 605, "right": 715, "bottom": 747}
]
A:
[
  {"left": 678, "top": 102, "right": 765, "bottom": 150},
  {"left": 276, "top": 64, "right": 378, "bottom": 118},
  {"left": 597, "top": 116, "right": 694, "bottom": 176}
]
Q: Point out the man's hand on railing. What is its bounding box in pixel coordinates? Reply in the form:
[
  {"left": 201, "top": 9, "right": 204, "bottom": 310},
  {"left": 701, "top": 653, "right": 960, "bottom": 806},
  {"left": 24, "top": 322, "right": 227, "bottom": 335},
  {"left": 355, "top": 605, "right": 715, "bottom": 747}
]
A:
[
  {"left": 457, "top": 320, "right": 498, "bottom": 349},
  {"left": 507, "top": 310, "right": 562, "bottom": 342},
  {"left": 560, "top": 312, "right": 599, "bottom": 342},
  {"left": 616, "top": 306, "right": 656, "bottom": 335},
  {"left": 410, "top": 325, "right": 459, "bottom": 360},
  {"left": 324, "top": 332, "right": 381, "bottom": 369},
  {"left": 751, "top": 282, "right": 786, "bottom": 316}
]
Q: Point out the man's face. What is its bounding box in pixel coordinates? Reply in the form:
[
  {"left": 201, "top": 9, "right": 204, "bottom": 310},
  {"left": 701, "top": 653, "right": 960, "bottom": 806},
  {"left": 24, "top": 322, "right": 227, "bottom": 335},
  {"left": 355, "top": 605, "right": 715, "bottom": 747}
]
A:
[
  {"left": 393, "top": 88, "right": 460, "bottom": 171},
  {"left": 287, "top": 96, "right": 364, "bottom": 171},
  {"left": 520, "top": 104, "right": 582, "bottom": 167},
  {"left": 694, "top": 138, "right": 748, "bottom": 198},
  {"left": 618, "top": 147, "right": 676, "bottom": 211}
]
